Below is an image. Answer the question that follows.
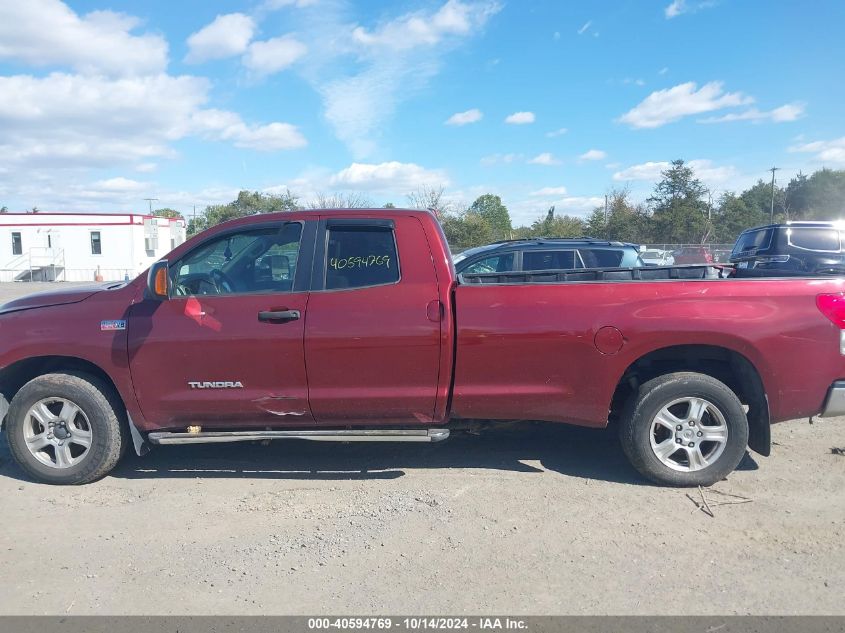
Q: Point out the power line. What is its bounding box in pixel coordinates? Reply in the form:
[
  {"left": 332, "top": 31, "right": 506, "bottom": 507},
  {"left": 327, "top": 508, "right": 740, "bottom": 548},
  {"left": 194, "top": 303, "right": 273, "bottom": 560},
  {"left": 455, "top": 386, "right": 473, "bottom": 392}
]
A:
[{"left": 143, "top": 197, "right": 158, "bottom": 214}]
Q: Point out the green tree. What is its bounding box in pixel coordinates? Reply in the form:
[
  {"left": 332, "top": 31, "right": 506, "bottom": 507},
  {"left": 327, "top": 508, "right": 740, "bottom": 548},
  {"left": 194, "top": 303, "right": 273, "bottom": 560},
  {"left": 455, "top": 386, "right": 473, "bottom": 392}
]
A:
[
  {"left": 525, "top": 206, "right": 585, "bottom": 238},
  {"left": 740, "top": 179, "right": 785, "bottom": 223},
  {"left": 785, "top": 169, "right": 845, "bottom": 220},
  {"left": 584, "top": 207, "right": 607, "bottom": 238},
  {"left": 440, "top": 212, "right": 494, "bottom": 248},
  {"left": 648, "top": 160, "right": 709, "bottom": 243},
  {"left": 153, "top": 208, "right": 184, "bottom": 220},
  {"left": 468, "top": 194, "right": 512, "bottom": 240},
  {"left": 713, "top": 193, "right": 764, "bottom": 243},
  {"left": 189, "top": 189, "right": 300, "bottom": 235}
]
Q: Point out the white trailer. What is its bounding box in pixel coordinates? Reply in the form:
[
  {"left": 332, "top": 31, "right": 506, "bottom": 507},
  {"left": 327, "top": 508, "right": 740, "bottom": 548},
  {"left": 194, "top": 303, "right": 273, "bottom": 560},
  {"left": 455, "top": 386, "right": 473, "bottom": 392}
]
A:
[{"left": 0, "top": 213, "right": 186, "bottom": 282}]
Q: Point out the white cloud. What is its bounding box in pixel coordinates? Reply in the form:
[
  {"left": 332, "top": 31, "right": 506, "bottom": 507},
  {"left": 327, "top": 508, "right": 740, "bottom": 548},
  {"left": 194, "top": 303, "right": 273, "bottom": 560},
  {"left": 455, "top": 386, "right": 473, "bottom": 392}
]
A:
[
  {"left": 185, "top": 13, "right": 255, "bottom": 64},
  {"left": 329, "top": 161, "right": 449, "bottom": 191},
  {"left": 579, "top": 149, "right": 606, "bottom": 161},
  {"left": 305, "top": 1, "right": 501, "bottom": 158},
  {"left": 546, "top": 127, "right": 568, "bottom": 137},
  {"left": 530, "top": 186, "right": 568, "bottom": 196},
  {"left": 0, "top": 72, "right": 306, "bottom": 172},
  {"left": 699, "top": 102, "right": 806, "bottom": 124},
  {"left": 505, "top": 111, "right": 535, "bottom": 124},
  {"left": 262, "top": 0, "right": 319, "bottom": 9},
  {"left": 613, "top": 159, "right": 737, "bottom": 186},
  {"left": 351, "top": 0, "right": 501, "bottom": 51},
  {"left": 790, "top": 137, "right": 845, "bottom": 165},
  {"left": 659, "top": 67, "right": 669, "bottom": 75},
  {"left": 93, "top": 177, "right": 148, "bottom": 192},
  {"left": 445, "top": 108, "right": 483, "bottom": 125},
  {"left": 243, "top": 36, "right": 307, "bottom": 75},
  {"left": 480, "top": 153, "right": 522, "bottom": 165},
  {"left": 665, "top": 1, "right": 685, "bottom": 18},
  {"left": 528, "top": 152, "right": 561, "bottom": 166},
  {"left": 0, "top": 0, "right": 167, "bottom": 75},
  {"left": 665, "top": 0, "right": 715, "bottom": 19},
  {"left": 618, "top": 81, "right": 753, "bottom": 128},
  {"left": 190, "top": 109, "right": 306, "bottom": 150},
  {"left": 613, "top": 161, "right": 668, "bottom": 182},
  {"left": 577, "top": 20, "right": 592, "bottom": 35},
  {"left": 558, "top": 196, "right": 604, "bottom": 213},
  {"left": 135, "top": 163, "right": 157, "bottom": 173}
]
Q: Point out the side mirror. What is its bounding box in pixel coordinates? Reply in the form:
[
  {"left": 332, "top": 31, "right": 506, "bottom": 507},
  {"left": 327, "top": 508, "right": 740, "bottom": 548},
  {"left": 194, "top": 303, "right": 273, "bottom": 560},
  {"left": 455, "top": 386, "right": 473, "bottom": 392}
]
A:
[{"left": 147, "top": 260, "right": 170, "bottom": 300}]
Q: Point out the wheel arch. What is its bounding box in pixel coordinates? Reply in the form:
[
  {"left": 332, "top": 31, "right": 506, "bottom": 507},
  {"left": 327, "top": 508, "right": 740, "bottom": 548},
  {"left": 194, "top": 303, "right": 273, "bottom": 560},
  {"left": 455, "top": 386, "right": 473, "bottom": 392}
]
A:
[
  {"left": 0, "top": 356, "right": 126, "bottom": 430},
  {"left": 610, "top": 344, "right": 770, "bottom": 456}
]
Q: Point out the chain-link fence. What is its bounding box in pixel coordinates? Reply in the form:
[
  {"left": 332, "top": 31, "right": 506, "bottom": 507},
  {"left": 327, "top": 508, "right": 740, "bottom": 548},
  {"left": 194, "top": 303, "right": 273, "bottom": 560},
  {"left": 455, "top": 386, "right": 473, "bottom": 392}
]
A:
[{"left": 640, "top": 244, "right": 734, "bottom": 264}]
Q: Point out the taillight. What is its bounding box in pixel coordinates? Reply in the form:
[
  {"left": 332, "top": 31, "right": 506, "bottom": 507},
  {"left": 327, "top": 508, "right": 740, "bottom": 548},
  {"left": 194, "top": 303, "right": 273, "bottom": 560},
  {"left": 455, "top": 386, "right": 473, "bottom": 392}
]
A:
[
  {"left": 816, "top": 293, "right": 845, "bottom": 327},
  {"left": 816, "top": 293, "right": 845, "bottom": 355}
]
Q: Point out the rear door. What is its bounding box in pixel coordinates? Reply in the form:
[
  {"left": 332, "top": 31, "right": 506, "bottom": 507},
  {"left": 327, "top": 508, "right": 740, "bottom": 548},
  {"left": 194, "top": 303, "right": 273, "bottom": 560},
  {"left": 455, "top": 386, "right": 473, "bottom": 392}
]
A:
[{"left": 304, "top": 216, "right": 442, "bottom": 424}]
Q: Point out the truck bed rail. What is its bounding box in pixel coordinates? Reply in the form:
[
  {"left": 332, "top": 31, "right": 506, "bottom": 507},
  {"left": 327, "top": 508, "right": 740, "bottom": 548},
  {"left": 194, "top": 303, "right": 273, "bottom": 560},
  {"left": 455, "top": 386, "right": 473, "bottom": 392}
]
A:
[{"left": 459, "top": 264, "right": 731, "bottom": 285}]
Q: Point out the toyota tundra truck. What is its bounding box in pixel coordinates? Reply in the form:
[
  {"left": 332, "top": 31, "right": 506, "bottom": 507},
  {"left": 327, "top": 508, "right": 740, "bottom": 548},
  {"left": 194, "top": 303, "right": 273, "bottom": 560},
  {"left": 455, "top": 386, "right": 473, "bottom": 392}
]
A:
[{"left": 1, "top": 208, "right": 844, "bottom": 486}]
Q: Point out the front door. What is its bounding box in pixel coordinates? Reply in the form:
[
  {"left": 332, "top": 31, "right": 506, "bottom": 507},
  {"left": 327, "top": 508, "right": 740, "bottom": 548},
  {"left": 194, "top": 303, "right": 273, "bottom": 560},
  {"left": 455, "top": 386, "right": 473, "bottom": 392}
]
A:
[
  {"left": 127, "top": 221, "right": 314, "bottom": 428},
  {"left": 304, "top": 216, "right": 442, "bottom": 424}
]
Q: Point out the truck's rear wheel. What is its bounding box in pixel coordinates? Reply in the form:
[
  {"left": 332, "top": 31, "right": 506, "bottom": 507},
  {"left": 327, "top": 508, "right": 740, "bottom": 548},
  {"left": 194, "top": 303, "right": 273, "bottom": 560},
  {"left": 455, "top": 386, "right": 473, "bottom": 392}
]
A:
[
  {"left": 619, "top": 372, "right": 748, "bottom": 487},
  {"left": 5, "top": 373, "right": 127, "bottom": 485}
]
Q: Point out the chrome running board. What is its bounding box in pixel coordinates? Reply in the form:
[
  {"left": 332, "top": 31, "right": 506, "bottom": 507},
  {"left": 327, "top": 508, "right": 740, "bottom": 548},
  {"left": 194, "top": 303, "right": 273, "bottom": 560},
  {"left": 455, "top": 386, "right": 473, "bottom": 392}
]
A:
[{"left": 147, "top": 428, "right": 450, "bottom": 445}]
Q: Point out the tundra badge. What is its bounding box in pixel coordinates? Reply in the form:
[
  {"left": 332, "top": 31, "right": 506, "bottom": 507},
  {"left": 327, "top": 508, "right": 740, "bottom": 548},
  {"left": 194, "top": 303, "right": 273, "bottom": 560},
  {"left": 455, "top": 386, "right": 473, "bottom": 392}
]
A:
[
  {"left": 188, "top": 381, "right": 245, "bottom": 389},
  {"left": 100, "top": 320, "right": 126, "bottom": 331}
]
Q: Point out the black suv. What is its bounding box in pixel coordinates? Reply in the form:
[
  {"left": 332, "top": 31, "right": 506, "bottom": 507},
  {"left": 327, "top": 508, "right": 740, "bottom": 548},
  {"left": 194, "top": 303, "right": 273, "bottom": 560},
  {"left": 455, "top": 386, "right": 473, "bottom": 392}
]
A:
[
  {"left": 730, "top": 221, "right": 845, "bottom": 275},
  {"left": 452, "top": 238, "right": 643, "bottom": 275}
]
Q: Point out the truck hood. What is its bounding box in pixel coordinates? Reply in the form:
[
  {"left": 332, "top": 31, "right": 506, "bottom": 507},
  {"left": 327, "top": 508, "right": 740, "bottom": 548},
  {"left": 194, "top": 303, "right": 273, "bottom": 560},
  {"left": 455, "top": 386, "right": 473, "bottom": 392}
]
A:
[{"left": 0, "top": 283, "right": 125, "bottom": 315}]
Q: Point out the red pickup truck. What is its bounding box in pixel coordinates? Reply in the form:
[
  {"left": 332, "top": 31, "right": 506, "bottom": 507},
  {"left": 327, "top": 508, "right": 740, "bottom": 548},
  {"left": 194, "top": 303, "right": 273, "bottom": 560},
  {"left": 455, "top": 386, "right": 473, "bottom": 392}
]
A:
[{"left": 1, "top": 208, "right": 843, "bottom": 486}]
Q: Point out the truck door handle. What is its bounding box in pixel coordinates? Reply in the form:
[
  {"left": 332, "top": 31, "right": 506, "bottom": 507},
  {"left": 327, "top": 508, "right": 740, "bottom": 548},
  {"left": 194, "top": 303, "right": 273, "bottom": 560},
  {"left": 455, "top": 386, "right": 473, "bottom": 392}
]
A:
[{"left": 258, "top": 309, "right": 301, "bottom": 323}]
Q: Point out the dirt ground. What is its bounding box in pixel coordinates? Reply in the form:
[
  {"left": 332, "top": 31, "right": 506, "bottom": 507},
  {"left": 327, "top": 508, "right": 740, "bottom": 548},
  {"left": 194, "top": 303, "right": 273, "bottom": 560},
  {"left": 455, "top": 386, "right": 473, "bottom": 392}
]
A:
[{"left": 0, "top": 282, "right": 843, "bottom": 615}]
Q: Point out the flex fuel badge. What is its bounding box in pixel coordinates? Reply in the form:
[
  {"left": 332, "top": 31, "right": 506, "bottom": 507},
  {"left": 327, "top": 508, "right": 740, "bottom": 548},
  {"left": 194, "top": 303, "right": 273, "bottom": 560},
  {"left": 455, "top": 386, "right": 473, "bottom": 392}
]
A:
[{"left": 100, "top": 320, "right": 127, "bottom": 331}]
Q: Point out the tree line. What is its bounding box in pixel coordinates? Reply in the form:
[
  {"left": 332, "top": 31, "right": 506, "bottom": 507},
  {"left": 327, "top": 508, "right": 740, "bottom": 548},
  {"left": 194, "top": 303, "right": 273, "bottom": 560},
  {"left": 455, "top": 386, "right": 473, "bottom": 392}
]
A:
[{"left": 157, "top": 161, "right": 845, "bottom": 248}]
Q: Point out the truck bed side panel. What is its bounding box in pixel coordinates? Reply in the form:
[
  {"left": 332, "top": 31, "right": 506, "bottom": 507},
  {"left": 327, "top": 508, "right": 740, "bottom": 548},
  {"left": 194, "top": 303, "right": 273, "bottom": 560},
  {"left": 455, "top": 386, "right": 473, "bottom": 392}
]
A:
[{"left": 452, "top": 278, "right": 845, "bottom": 426}]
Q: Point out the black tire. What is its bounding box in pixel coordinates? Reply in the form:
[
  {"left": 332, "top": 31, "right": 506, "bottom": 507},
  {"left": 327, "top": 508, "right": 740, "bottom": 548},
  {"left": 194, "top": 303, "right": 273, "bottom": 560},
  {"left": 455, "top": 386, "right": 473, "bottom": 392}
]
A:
[
  {"left": 5, "top": 372, "right": 128, "bottom": 485},
  {"left": 619, "top": 372, "right": 749, "bottom": 487}
]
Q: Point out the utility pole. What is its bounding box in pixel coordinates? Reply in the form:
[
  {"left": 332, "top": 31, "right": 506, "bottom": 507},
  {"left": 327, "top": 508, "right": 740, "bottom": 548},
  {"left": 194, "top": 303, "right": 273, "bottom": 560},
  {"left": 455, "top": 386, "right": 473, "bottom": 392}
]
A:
[
  {"left": 143, "top": 197, "right": 158, "bottom": 214},
  {"left": 768, "top": 167, "right": 779, "bottom": 223}
]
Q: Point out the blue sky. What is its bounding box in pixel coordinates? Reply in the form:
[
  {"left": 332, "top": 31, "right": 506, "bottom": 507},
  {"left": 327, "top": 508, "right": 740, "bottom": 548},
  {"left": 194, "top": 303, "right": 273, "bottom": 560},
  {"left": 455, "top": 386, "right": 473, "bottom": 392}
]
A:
[{"left": 1, "top": 0, "right": 844, "bottom": 225}]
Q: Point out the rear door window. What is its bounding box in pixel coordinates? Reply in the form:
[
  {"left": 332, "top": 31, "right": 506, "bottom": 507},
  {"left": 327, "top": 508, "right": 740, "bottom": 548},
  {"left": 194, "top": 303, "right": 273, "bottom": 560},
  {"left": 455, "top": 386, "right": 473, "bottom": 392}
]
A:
[
  {"left": 463, "top": 252, "right": 515, "bottom": 274},
  {"left": 579, "top": 249, "right": 624, "bottom": 268},
  {"left": 522, "top": 250, "right": 579, "bottom": 270},
  {"left": 325, "top": 225, "right": 400, "bottom": 290},
  {"left": 788, "top": 228, "right": 841, "bottom": 252}
]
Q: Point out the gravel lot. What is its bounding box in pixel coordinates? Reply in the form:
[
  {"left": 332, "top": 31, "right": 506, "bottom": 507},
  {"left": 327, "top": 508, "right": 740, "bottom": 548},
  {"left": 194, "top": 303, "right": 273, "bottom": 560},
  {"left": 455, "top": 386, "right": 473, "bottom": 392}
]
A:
[{"left": 0, "top": 282, "right": 843, "bottom": 615}]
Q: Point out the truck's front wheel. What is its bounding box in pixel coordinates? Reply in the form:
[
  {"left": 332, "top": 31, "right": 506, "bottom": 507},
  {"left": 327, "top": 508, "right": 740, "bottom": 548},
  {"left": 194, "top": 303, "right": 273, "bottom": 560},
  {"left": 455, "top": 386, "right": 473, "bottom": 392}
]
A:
[
  {"left": 6, "top": 373, "right": 127, "bottom": 485},
  {"left": 619, "top": 372, "right": 749, "bottom": 486}
]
